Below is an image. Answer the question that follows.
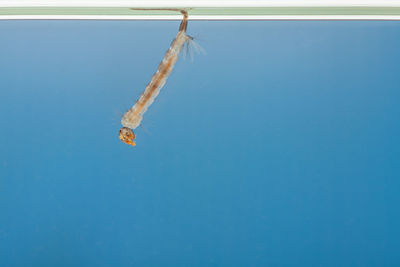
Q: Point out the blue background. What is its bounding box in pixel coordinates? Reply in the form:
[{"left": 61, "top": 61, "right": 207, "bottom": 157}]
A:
[{"left": 0, "top": 20, "right": 399, "bottom": 266}]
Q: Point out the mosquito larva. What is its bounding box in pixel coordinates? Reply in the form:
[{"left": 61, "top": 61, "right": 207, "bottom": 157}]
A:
[{"left": 119, "top": 9, "right": 194, "bottom": 147}]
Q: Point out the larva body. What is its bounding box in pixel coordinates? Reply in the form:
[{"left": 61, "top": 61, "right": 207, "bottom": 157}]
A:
[{"left": 119, "top": 10, "right": 191, "bottom": 146}]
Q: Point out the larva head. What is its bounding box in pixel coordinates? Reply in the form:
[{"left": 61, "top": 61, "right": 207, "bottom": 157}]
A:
[{"left": 119, "top": 127, "right": 136, "bottom": 146}]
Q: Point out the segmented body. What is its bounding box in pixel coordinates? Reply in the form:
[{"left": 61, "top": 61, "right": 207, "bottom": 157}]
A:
[{"left": 121, "top": 11, "right": 190, "bottom": 130}]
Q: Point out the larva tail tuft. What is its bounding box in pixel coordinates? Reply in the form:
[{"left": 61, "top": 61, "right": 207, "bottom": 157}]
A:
[{"left": 183, "top": 35, "right": 206, "bottom": 62}]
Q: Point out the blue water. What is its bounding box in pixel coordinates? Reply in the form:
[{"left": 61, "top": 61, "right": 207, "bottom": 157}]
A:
[{"left": 0, "top": 20, "right": 399, "bottom": 266}]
